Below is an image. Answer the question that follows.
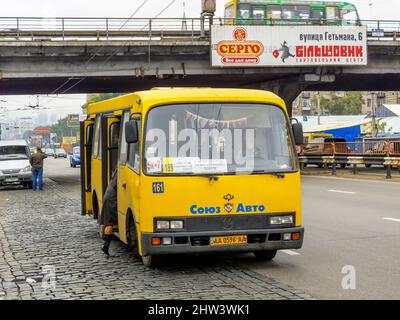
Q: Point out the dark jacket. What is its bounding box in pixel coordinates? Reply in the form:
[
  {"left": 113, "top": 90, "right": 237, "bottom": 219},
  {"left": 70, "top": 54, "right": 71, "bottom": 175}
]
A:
[
  {"left": 30, "top": 151, "right": 47, "bottom": 169},
  {"left": 100, "top": 169, "right": 118, "bottom": 227}
]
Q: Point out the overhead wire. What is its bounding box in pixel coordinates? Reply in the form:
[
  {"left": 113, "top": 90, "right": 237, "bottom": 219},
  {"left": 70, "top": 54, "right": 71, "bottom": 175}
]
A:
[{"left": 41, "top": 0, "right": 150, "bottom": 107}]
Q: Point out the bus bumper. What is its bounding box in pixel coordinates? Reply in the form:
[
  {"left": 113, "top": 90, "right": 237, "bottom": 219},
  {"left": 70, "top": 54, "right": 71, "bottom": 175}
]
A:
[{"left": 141, "top": 227, "right": 304, "bottom": 256}]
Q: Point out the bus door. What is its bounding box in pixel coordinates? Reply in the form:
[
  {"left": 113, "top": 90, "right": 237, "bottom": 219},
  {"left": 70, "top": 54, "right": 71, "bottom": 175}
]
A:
[
  {"left": 80, "top": 119, "right": 94, "bottom": 216},
  {"left": 117, "top": 111, "right": 141, "bottom": 244},
  {"left": 100, "top": 116, "right": 121, "bottom": 198},
  {"left": 107, "top": 118, "right": 121, "bottom": 183}
]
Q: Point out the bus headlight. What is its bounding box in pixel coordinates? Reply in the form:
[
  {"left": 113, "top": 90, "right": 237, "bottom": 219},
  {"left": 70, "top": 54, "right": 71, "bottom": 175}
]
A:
[
  {"left": 156, "top": 220, "right": 184, "bottom": 230},
  {"left": 270, "top": 215, "right": 293, "bottom": 225},
  {"left": 170, "top": 220, "right": 184, "bottom": 229},
  {"left": 156, "top": 221, "right": 170, "bottom": 230}
]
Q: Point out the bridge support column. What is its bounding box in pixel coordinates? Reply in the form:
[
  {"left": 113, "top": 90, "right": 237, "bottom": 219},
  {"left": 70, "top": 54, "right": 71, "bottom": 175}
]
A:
[{"left": 259, "top": 80, "right": 304, "bottom": 116}]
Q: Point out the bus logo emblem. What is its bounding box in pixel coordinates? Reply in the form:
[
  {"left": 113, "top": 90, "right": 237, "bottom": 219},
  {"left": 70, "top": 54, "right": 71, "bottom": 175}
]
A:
[{"left": 223, "top": 194, "right": 235, "bottom": 213}]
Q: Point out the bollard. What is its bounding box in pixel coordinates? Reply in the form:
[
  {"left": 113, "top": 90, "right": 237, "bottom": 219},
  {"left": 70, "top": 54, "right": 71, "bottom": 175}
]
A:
[
  {"left": 352, "top": 163, "right": 358, "bottom": 175},
  {"left": 386, "top": 165, "right": 392, "bottom": 179}
]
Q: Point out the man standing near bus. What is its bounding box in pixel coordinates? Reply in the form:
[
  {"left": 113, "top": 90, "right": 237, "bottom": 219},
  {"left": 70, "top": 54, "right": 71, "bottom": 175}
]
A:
[{"left": 29, "top": 146, "right": 47, "bottom": 191}]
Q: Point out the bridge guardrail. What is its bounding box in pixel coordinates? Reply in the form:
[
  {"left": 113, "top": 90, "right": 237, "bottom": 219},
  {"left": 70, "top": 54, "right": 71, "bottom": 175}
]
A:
[{"left": 0, "top": 17, "right": 399, "bottom": 41}]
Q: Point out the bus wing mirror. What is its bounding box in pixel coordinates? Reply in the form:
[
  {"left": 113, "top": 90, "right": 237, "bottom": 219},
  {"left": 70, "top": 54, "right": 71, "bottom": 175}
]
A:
[
  {"left": 292, "top": 123, "right": 304, "bottom": 146},
  {"left": 125, "top": 120, "right": 138, "bottom": 144}
]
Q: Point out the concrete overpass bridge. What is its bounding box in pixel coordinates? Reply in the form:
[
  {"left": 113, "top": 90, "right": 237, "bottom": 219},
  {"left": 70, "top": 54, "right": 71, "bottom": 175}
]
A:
[{"left": 0, "top": 17, "right": 400, "bottom": 114}]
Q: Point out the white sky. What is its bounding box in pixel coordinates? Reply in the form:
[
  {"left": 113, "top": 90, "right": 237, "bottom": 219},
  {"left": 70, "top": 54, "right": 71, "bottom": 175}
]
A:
[
  {"left": 1, "top": 0, "right": 399, "bottom": 122},
  {"left": 2, "top": 0, "right": 399, "bottom": 20}
]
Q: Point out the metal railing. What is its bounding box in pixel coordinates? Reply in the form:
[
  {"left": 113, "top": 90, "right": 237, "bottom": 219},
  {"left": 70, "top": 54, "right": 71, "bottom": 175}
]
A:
[
  {"left": 334, "top": 141, "right": 390, "bottom": 156},
  {"left": 389, "top": 142, "right": 400, "bottom": 156},
  {"left": 0, "top": 17, "right": 212, "bottom": 41},
  {"left": 301, "top": 141, "right": 400, "bottom": 157},
  {"left": 301, "top": 142, "right": 335, "bottom": 156},
  {"left": 0, "top": 17, "right": 399, "bottom": 41}
]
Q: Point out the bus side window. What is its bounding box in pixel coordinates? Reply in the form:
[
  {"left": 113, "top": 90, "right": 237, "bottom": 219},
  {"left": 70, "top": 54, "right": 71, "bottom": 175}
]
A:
[
  {"left": 119, "top": 112, "right": 130, "bottom": 164},
  {"left": 109, "top": 122, "right": 120, "bottom": 176},
  {"left": 326, "top": 6, "right": 339, "bottom": 21},
  {"left": 93, "top": 117, "right": 101, "bottom": 159},
  {"left": 252, "top": 6, "right": 266, "bottom": 24},
  {"left": 296, "top": 5, "right": 310, "bottom": 20},
  {"left": 86, "top": 124, "right": 94, "bottom": 190},
  {"left": 311, "top": 8, "right": 325, "bottom": 22},
  {"left": 282, "top": 5, "right": 295, "bottom": 20},
  {"left": 238, "top": 3, "right": 250, "bottom": 19},
  {"left": 267, "top": 5, "right": 282, "bottom": 20},
  {"left": 128, "top": 118, "right": 141, "bottom": 174}
]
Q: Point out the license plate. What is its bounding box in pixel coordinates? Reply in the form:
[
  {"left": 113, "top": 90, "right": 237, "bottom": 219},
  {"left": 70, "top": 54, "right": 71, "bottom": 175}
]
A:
[
  {"left": 210, "top": 235, "right": 247, "bottom": 246},
  {"left": 5, "top": 178, "right": 18, "bottom": 183}
]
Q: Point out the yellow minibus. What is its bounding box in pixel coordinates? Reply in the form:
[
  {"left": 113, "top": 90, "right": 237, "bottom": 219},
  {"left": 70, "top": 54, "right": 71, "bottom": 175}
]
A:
[{"left": 80, "top": 88, "right": 304, "bottom": 267}]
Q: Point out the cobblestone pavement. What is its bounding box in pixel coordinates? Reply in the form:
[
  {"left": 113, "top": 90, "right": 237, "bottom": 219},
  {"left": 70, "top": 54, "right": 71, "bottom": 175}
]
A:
[{"left": 0, "top": 177, "right": 314, "bottom": 300}]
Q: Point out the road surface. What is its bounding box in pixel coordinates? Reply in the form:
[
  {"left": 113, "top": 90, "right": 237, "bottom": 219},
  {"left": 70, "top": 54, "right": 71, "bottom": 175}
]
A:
[{"left": 0, "top": 158, "right": 399, "bottom": 299}]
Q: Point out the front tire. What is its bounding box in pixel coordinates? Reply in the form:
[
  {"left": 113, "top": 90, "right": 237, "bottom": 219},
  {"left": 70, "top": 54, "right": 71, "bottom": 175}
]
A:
[
  {"left": 253, "top": 250, "right": 277, "bottom": 261},
  {"left": 142, "top": 255, "right": 161, "bottom": 268},
  {"left": 127, "top": 215, "right": 139, "bottom": 257}
]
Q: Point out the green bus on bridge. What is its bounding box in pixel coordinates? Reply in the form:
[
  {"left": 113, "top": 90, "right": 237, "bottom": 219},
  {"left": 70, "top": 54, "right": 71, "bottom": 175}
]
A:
[{"left": 224, "top": 0, "right": 360, "bottom": 25}]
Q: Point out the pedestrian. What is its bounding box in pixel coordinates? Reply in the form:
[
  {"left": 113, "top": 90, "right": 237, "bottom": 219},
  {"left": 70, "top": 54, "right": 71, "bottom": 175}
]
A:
[
  {"left": 100, "top": 168, "right": 118, "bottom": 256},
  {"left": 29, "top": 146, "right": 48, "bottom": 191}
]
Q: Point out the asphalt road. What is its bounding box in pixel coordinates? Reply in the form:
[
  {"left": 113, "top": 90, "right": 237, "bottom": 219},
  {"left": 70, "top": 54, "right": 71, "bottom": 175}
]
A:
[
  {"left": 246, "top": 176, "right": 400, "bottom": 300},
  {"left": 43, "top": 158, "right": 400, "bottom": 300}
]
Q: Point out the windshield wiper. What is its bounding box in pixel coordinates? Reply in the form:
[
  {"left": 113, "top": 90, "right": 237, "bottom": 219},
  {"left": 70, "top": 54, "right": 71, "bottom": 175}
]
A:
[{"left": 251, "top": 170, "right": 286, "bottom": 178}]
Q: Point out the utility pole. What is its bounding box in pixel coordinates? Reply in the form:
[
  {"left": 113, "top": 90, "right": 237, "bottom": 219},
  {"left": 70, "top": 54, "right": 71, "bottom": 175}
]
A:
[
  {"left": 370, "top": 92, "right": 378, "bottom": 137},
  {"left": 317, "top": 92, "right": 321, "bottom": 125}
]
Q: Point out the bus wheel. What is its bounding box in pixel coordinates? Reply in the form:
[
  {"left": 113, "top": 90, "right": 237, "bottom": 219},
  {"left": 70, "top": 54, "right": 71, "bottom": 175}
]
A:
[
  {"left": 142, "top": 255, "right": 160, "bottom": 268},
  {"left": 253, "top": 250, "right": 277, "bottom": 261},
  {"left": 127, "top": 215, "right": 139, "bottom": 257}
]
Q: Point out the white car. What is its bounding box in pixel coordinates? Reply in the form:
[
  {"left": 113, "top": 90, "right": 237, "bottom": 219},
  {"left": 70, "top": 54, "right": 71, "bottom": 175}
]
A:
[
  {"left": 0, "top": 140, "right": 32, "bottom": 188},
  {"left": 55, "top": 148, "right": 67, "bottom": 158}
]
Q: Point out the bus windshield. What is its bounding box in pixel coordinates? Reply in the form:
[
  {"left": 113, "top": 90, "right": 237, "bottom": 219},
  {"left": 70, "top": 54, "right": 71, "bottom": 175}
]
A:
[
  {"left": 341, "top": 8, "right": 358, "bottom": 23},
  {"left": 144, "top": 103, "right": 296, "bottom": 176}
]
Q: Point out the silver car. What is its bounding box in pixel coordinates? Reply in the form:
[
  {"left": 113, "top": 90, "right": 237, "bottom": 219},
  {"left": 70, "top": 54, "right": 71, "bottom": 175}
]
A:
[
  {"left": 55, "top": 148, "right": 67, "bottom": 158},
  {"left": 0, "top": 140, "right": 32, "bottom": 188}
]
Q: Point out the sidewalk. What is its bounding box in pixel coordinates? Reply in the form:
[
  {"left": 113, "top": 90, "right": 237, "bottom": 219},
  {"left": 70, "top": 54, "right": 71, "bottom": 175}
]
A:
[{"left": 301, "top": 166, "right": 400, "bottom": 182}]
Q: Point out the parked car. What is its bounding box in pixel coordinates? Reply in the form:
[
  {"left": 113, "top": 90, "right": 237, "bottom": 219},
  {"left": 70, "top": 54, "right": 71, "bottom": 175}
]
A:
[
  {"left": 0, "top": 140, "right": 32, "bottom": 188},
  {"left": 70, "top": 147, "right": 80, "bottom": 167},
  {"left": 45, "top": 148, "right": 55, "bottom": 157},
  {"left": 55, "top": 148, "right": 67, "bottom": 158}
]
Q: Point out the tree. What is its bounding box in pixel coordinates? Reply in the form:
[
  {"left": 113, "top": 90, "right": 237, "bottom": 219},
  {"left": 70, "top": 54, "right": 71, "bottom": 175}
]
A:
[
  {"left": 50, "top": 117, "right": 79, "bottom": 142},
  {"left": 313, "top": 92, "right": 364, "bottom": 115}
]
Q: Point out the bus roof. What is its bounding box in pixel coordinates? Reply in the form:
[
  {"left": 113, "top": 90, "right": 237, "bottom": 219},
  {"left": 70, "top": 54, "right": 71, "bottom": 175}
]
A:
[{"left": 87, "top": 88, "right": 287, "bottom": 116}]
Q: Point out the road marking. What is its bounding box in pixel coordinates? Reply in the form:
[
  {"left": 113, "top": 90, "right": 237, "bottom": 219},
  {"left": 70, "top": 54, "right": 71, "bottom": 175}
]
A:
[
  {"left": 328, "top": 189, "right": 356, "bottom": 194},
  {"left": 383, "top": 217, "right": 400, "bottom": 223},
  {"left": 281, "top": 250, "right": 301, "bottom": 256}
]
